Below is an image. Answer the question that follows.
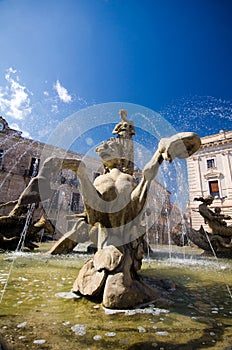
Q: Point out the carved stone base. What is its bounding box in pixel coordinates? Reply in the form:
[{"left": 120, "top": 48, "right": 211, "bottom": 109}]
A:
[
  {"left": 102, "top": 272, "right": 159, "bottom": 309},
  {"left": 72, "top": 240, "right": 161, "bottom": 309}
]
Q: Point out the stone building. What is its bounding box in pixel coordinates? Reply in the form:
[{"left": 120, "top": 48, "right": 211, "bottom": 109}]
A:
[
  {"left": 187, "top": 129, "right": 232, "bottom": 230},
  {"left": 0, "top": 116, "right": 103, "bottom": 238},
  {"left": 0, "top": 116, "right": 175, "bottom": 243}
]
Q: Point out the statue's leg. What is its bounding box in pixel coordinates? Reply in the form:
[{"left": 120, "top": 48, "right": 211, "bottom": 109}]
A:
[
  {"left": 8, "top": 157, "right": 88, "bottom": 216},
  {"left": 8, "top": 157, "right": 65, "bottom": 216},
  {"left": 48, "top": 218, "right": 89, "bottom": 255},
  {"left": 33, "top": 211, "right": 54, "bottom": 234}
]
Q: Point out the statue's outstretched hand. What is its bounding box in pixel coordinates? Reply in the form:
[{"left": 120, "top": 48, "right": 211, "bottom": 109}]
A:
[{"left": 158, "top": 132, "right": 201, "bottom": 162}]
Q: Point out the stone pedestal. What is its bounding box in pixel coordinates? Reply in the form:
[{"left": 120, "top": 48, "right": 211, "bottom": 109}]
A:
[{"left": 72, "top": 238, "right": 160, "bottom": 309}]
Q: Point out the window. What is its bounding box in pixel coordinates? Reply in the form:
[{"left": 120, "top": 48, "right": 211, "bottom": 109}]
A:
[
  {"left": 71, "top": 192, "right": 80, "bottom": 213},
  {"left": 207, "top": 158, "right": 215, "bottom": 169},
  {"left": 0, "top": 150, "right": 3, "bottom": 165},
  {"left": 29, "top": 157, "right": 40, "bottom": 177},
  {"left": 209, "top": 180, "right": 219, "bottom": 198}
]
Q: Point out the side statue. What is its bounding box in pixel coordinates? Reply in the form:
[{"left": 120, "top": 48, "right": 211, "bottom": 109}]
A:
[
  {"left": 0, "top": 110, "right": 201, "bottom": 308},
  {"left": 0, "top": 203, "right": 54, "bottom": 251},
  {"left": 172, "top": 195, "right": 232, "bottom": 258}
]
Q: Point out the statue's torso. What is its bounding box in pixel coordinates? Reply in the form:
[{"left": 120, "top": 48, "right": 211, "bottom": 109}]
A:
[
  {"left": 93, "top": 168, "right": 136, "bottom": 203},
  {"left": 85, "top": 168, "right": 141, "bottom": 230}
]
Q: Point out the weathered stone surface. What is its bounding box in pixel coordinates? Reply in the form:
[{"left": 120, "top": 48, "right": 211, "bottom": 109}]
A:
[
  {"left": 158, "top": 132, "right": 201, "bottom": 162},
  {"left": 0, "top": 208, "right": 53, "bottom": 250},
  {"left": 48, "top": 218, "right": 89, "bottom": 255},
  {"left": 93, "top": 245, "right": 123, "bottom": 272},
  {"left": 72, "top": 259, "right": 106, "bottom": 296},
  {"left": 99, "top": 241, "right": 158, "bottom": 309},
  {"left": 0, "top": 234, "right": 20, "bottom": 251},
  {"left": 102, "top": 273, "right": 160, "bottom": 309},
  {"left": 172, "top": 196, "right": 232, "bottom": 258}
]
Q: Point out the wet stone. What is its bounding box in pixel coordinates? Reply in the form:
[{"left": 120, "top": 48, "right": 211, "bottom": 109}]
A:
[
  {"left": 71, "top": 324, "right": 87, "bottom": 336},
  {"left": 17, "top": 322, "right": 27, "bottom": 328},
  {"left": 138, "top": 326, "right": 146, "bottom": 333},
  {"left": 33, "top": 339, "right": 46, "bottom": 344},
  {"left": 72, "top": 259, "right": 106, "bottom": 296},
  {"left": 105, "top": 332, "right": 116, "bottom": 337},
  {"left": 55, "top": 292, "right": 80, "bottom": 299},
  {"left": 155, "top": 331, "right": 169, "bottom": 336},
  {"left": 93, "top": 335, "right": 102, "bottom": 341}
]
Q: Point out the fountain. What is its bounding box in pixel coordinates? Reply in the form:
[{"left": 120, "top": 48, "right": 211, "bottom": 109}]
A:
[
  {"left": 0, "top": 158, "right": 54, "bottom": 252},
  {"left": 1, "top": 105, "right": 232, "bottom": 349},
  {"left": 0, "top": 109, "right": 201, "bottom": 309},
  {"left": 172, "top": 195, "right": 232, "bottom": 258}
]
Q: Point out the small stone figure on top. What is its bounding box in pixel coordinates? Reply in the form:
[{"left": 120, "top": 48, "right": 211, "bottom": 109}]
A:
[{"left": 112, "top": 109, "right": 135, "bottom": 175}]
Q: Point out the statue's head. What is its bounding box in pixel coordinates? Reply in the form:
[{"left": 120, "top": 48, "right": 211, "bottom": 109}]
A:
[
  {"left": 95, "top": 138, "right": 123, "bottom": 170},
  {"left": 214, "top": 207, "right": 221, "bottom": 214},
  {"left": 119, "top": 109, "right": 128, "bottom": 121},
  {"left": 204, "top": 195, "right": 214, "bottom": 205}
]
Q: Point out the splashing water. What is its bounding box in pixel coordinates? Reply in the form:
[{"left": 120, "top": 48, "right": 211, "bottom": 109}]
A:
[
  {"left": 204, "top": 230, "right": 232, "bottom": 299},
  {"left": 159, "top": 95, "right": 232, "bottom": 136},
  {"left": 0, "top": 204, "right": 35, "bottom": 304},
  {"left": 0, "top": 156, "right": 39, "bottom": 304},
  {"left": 0, "top": 139, "right": 40, "bottom": 191}
]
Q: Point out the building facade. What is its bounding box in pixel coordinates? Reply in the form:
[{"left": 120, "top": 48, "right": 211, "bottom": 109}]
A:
[
  {"left": 187, "top": 129, "right": 232, "bottom": 230},
  {"left": 0, "top": 116, "right": 103, "bottom": 238}
]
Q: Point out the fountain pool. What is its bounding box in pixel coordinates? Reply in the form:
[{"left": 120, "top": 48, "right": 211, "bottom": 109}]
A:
[
  {"left": 0, "top": 243, "right": 231, "bottom": 350},
  {"left": 0, "top": 101, "right": 232, "bottom": 349}
]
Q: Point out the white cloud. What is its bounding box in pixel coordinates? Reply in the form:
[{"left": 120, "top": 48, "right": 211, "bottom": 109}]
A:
[
  {"left": 0, "top": 67, "right": 32, "bottom": 120},
  {"left": 10, "top": 122, "right": 31, "bottom": 139},
  {"left": 8, "top": 67, "right": 17, "bottom": 74},
  {"left": 54, "top": 80, "right": 72, "bottom": 103}
]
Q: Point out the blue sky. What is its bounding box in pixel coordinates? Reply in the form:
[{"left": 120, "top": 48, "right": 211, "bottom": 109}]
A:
[{"left": 0, "top": 0, "right": 232, "bottom": 145}]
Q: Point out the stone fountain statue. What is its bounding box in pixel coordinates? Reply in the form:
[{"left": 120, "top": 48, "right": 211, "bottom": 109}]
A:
[
  {"left": 172, "top": 196, "right": 232, "bottom": 258},
  {"left": 0, "top": 110, "right": 201, "bottom": 307},
  {"left": 0, "top": 202, "right": 54, "bottom": 251}
]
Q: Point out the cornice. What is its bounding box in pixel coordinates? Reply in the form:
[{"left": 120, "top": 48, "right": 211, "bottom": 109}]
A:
[
  {"left": 203, "top": 169, "right": 223, "bottom": 179},
  {"left": 200, "top": 137, "right": 232, "bottom": 149}
]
